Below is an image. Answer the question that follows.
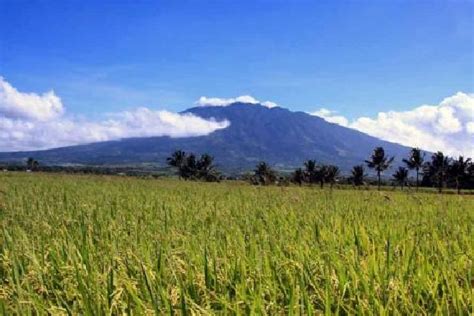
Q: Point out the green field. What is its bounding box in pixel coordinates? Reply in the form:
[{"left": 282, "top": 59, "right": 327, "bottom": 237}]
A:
[{"left": 1, "top": 173, "right": 473, "bottom": 314}]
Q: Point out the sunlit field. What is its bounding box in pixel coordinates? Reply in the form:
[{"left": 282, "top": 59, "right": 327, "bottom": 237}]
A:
[{"left": 1, "top": 173, "right": 473, "bottom": 314}]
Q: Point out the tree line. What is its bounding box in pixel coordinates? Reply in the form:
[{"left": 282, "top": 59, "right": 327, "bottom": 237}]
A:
[
  {"left": 7, "top": 147, "right": 472, "bottom": 193},
  {"left": 167, "top": 147, "right": 474, "bottom": 193}
]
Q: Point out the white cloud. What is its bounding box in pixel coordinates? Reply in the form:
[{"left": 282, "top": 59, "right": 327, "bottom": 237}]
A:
[
  {"left": 0, "top": 77, "right": 64, "bottom": 120},
  {"left": 466, "top": 122, "right": 474, "bottom": 134},
  {"left": 197, "top": 95, "right": 278, "bottom": 108},
  {"left": 310, "top": 92, "right": 474, "bottom": 157},
  {"left": 0, "top": 78, "right": 230, "bottom": 151},
  {"left": 310, "top": 108, "right": 349, "bottom": 127}
]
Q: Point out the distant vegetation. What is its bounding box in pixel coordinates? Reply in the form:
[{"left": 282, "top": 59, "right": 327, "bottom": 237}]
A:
[
  {"left": 164, "top": 147, "right": 474, "bottom": 193},
  {"left": 26, "top": 157, "right": 39, "bottom": 171},
  {"left": 166, "top": 150, "right": 221, "bottom": 182},
  {"left": 2, "top": 146, "right": 473, "bottom": 193}
]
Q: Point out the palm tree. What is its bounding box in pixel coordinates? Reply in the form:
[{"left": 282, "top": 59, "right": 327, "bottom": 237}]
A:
[
  {"left": 469, "top": 163, "right": 474, "bottom": 189},
  {"left": 254, "top": 162, "right": 277, "bottom": 185},
  {"left": 183, "top": 154, "right": 197, "bottom": 180},
  {"left": 167, "top": 151, "right": 220, "bottom": 181},
  {"left": 292, "top": 168, "right": 305, "bottom": 186},
  {"left": 403, "top": 148, "right": 424, "bottom": 190},
  {"left": 392, "top": 167, "right": 409, "bottom": 190},
  {"left": 196, "top": 153, "right": 214, "bottom": 173},
  {"left": 365, "top": 147, "right": 394, "bottom": 190},
  {"left": 324, "top": 165, "right": 340, "bottom": 189},
  {"left": 195, "top": 153, "right": 220, "bottom": 181},
  {"left": 315, "top": 165, "right": 328, "bottom": 188},
  {"left": 448, "top": 156, "right": 471, "bottom": 194},
  {"left": 26, "top": 157, "right": 39, "bottom": 171},
  {"left": 303, "top": 160, "right": 317, "bottom": 185},
  {"left": 424, "top": 151, "right": 449, "bottom": 193},
  {"left": 350, "top": 165, "right": 365, "bottom": 186},
  {"left": 167, "top": 150, "right": 187, "bottom": 179}
]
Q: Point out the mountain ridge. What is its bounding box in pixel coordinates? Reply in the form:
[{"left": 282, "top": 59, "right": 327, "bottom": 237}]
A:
[{"left": 0, "top": 102, "right": 414, "bottom": 172}]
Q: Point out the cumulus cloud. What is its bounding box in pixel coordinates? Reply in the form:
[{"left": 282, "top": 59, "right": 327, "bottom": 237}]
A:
[
  {"left": 311, "top": 92, "right": 474, "bottom": 157},
  {"left": 197, "top": 95, "right": 278, "bottom": 108},
  {"left": 0, "top": 78, "right": 229, "bottom": 151},
  {"left": 0, "top": 77, "right": 63, "bottom": 120}
]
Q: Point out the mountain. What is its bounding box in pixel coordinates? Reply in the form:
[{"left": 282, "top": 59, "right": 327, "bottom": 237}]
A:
[{"left": 0, "top": 103, "right": 413, "bottom": 172}]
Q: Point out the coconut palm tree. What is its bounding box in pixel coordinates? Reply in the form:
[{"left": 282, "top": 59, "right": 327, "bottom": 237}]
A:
[
  {"left": 303, "top": 160, "right": 317, "bottom": 185},
  {"left": 254, "top": 162, "right": 277, "bottom": 185},
  {"left": 392, "top": 166, "right": 409, "bottom": 190},
  {"left": 403, "top": 148, "right": 424, "bottom": 190},
  {"left": 167, "top": 150, "right": 187, "bottom": 179},
  {"left": 315, "top": 165, "right": 328, "bottom": 188},
  {"left": 26, "top": 157, "right": 39, "bottom": 172},
  {"left": 424, "top": 151, "right": 449, "bottom": 193},
  {"left": 468, "top": 162, "right": 474, "bottom": 189},
  {"left": 167, "top": 151, "right": 220, "bottom": 181},
  {"left": 365, "top": 147, "right": 394, "bottom": 190},
  {"left": 182, "top": 154, "right": 197, "bottom": 180},
  {"left": 196, "top": 153, "right": 220, "bottom": 182},
  {"left": 196, "top": 154, "right": 214, "bottom": 174},
  {"left": 291, "top": 168, "right": 305, "bottom": 186},
  {"left": 350, "top": 165, "right": 365, "bottom": 186},
  {"left": 448, "top": 156, "right": 471, "bottom": 194},
  {"left": 324, "top": 165, "right": 340, "bottom": 189}
]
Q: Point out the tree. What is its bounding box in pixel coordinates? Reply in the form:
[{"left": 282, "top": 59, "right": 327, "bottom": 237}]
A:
[
  {"left": 365, "top": 147, "right": 394, "bottom": 190},
  {"left": 253, "top": 162, "right": 277, "bottom": 185},
  {"left": 448, "top": 156, "right": 471, "bottom": 194},
  {"left": 167, "top": 150, "right": 187, "bottom": 179},
  {"left": 392, "top": 167, "right": 408, "bottom": 190},
  {"left": 196, "top": 154, "right": 220, "bottom": 182},
  {"left": 167, "top": 151, "right": 220, "bottom": 182},
  {"left": 468, "top": 162, "right": 474, "bottom": 190},
  {"left": 303, "top": 160, "right": 317, "bottom": 185},
  {"left": 26, "top": 157, "right": 39, "bottom": 171},
  {"left": 182, "top": 154, "right": 198, "bottom": 180},
  {"left": 314, "top": 165, "right": 328, "bottom": 188},
  {"left": 424, "top": 151, "right": 449, "bottom": 193},
  {"left": 324, "top": 165, "right": 340, "bottom": 189},
  {"left": 291, "top": 168, "right": 305, "bottom": 186},
  {"left": 350, "top": 165, "right": 365, "bottom": 186},
  {"left": 403, "top": 148, "right": 424, "bottom": 190}
]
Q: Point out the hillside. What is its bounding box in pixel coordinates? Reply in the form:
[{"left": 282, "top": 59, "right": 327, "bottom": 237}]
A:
[{"left": 0, "top": 103, "right": 413, "bottom": 172}]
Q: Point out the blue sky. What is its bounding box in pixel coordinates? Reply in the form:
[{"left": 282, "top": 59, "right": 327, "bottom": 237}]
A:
[
  {"left": 1, "top": 0, "right": 472, "bottom": 118},
  {"left": 0, "top": 1, "right": 473, "bottom": 155}
]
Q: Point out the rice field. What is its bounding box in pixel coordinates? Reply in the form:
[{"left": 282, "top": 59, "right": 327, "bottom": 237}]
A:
[{"left": 0, "top": 173, "right": 473, "bottom": 314}]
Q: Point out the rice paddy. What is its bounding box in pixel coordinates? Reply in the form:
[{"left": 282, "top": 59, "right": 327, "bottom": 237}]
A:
[{"left": 0, "top": 173, "right": 473, "bottom": 314}]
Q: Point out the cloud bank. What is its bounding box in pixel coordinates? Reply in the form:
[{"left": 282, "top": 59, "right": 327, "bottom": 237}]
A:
[
  {"left": 0, "top": 77, "right": 229, "bottom": 152},
  {"left": 311, "top": 92, "right": 474, "bottom": 157},
  {"left": 2, "top": 76, "right": 471, "bottom": 157},
  {"left": 197, "top": 95, "right": 278, "bottom": 108}
]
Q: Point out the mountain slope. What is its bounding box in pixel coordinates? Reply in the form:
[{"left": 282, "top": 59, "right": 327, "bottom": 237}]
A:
[{"left": 0, "top": 103, "right": 413, "bottom": 172}]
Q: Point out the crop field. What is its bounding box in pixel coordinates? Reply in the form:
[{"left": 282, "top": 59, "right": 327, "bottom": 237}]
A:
[{"left": 0, "top": 173, "right": 473, "bottom": 315}]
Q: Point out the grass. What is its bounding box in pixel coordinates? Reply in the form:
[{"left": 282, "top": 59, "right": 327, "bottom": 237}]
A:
[{"left": 0, "top": 173, "right": 473, "bottom": 314}]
